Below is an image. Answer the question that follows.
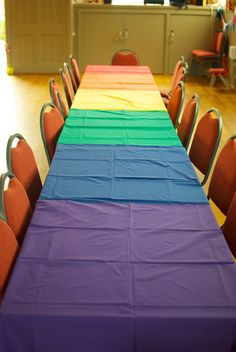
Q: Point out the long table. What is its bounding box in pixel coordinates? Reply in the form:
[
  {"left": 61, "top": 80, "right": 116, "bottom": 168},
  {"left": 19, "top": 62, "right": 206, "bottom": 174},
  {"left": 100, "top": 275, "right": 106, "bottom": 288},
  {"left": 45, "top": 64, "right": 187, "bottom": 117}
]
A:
[{"left": 1, "top": 65, "right": 236, "bottom": 352}]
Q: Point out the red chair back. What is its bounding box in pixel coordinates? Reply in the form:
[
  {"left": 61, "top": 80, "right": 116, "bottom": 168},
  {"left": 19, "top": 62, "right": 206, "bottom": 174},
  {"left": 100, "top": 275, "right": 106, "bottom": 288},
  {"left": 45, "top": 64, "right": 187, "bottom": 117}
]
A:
[
  {"left": 40, "top": 103, "right": 64, "bottom": 165},
  {"left": 167, "top": 81, "right": 185, "bottom": 128},
  {"left": 189, "top": 108, "right": 222, "bottom": 185},
  {"left": 177, "top": 94, "right": 199, "bottom": 150},
  {"left": 208, "top": 135, "right": 236, "bottom": 215},
  {"left": 70, "top": 55, "right": 81, "bottom": 87},
  {"left": 0, "top": 218, "right": 19, "bottom": 301},
  {"left": 111, "top": 49, "right": 140, "bottom": 66},
  {"left": 222, "top": 192, "right": 236, "bottom": 257},
  {"left": 59, "top": 68, "right": 74, "bottom": 108},
  {"left": 49, "top": 78, "right": 69, "bottom": 119},
  {"left": 0, "top": 173, "right": 32, "bottom": 245},
  {"left": 6, "top": 134, "right": 42, "bottom": 209}
]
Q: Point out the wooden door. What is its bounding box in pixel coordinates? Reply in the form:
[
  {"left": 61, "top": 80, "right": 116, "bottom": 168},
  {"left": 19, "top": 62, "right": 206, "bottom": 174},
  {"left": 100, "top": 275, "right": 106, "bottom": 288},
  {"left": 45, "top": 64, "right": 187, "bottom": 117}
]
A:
[{"left": 5, "top": 0, "right": 72, "bottom": 73}]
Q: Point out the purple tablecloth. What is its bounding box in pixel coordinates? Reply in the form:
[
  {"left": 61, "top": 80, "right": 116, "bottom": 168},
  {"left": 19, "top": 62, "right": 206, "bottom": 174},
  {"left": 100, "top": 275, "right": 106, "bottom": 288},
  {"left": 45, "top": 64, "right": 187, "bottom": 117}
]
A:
[{"left": 1, "top": 200, "right": 236, "bottom": 352}]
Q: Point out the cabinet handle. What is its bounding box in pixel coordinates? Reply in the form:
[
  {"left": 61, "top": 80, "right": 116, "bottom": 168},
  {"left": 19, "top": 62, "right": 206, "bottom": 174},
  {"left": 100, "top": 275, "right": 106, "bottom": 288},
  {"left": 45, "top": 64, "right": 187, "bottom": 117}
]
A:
[
  {"left": 118, "top": 31, "right": 123, "bottom": 42},
  {"left": 170, "top": 30, "right": 175, "bottom": 43},
  {"left": 123, "top": 29, "right": 128, "bottom": 42}
]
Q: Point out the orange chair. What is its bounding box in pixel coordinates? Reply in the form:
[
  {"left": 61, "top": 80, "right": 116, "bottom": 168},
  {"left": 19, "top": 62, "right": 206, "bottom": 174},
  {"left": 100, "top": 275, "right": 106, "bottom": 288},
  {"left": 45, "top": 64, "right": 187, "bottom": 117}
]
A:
[
  {"left": 111, "top": 49, "right": 140, "bottom": 66},
  {"left": 167, "top": 81, "right": 185, "bottom": 128},
  {"left": 49, "top": 77, "right": 69, "bottom": 119},
  {"left": 59, "top": 67, "right": 75, "bottom": 108},
  {"left": 222, "top": 192, "right": 236, "bottom": 258},
  {"left": 208, "top": 54, "right": 228, "bottom": 88},
  {"left": 69, "top": 55, "right": 81, "bottom": 88},
  {"left": 191, "top": 31, "right": 225, "bottom": 75},
  {"left": 6, "top": 133, "right": 42, "bottom": 209},
  {"left": 160, "top": 56, "right": 187, "bottom": 102},
  {"left": 40, "top": 103, "right": 64, "bottom": 165},
  {"left": 177, "top": 93, "right": 199, "bottom": 150},
  {"left": 189, "top": 108, "right": 222, "bottom": 185},
  {"left": 0, "top": 217, "right": 19, "bottom": 301},
  {"left": 0, "top": 172, "right": 32, "bottom": 245},
  {"left": 207, "top": 135, "right": 236, "bottom": 216}
]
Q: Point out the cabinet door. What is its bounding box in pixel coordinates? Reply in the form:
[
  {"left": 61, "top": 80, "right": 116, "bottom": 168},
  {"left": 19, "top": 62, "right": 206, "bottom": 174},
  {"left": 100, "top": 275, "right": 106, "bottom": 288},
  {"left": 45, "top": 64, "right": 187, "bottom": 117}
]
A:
[
  {"left": 168, "top": 14, "right": 212, "bottom": 73},
  {"left": 78, "top": 12, "right": 123, "bottom": 71},
  {"left": 124, "top": 13, "right": 165, "bottom": 74},
  {"left": 5, "top": 0, "right": 71, "bottom": 73}
]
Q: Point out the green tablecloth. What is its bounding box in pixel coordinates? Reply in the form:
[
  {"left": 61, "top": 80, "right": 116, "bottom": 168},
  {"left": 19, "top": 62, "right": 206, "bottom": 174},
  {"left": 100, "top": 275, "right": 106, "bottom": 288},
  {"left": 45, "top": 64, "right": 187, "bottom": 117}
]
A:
[{"left": 58, "top": 109, "right": 181, "bottom": 146}]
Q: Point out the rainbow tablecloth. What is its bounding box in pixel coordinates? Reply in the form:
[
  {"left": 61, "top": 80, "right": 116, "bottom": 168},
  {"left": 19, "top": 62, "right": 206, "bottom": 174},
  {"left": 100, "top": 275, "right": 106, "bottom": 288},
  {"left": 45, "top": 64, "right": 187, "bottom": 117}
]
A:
[{"left": 1, "top": 65, "right": 236, "bottom": 352}]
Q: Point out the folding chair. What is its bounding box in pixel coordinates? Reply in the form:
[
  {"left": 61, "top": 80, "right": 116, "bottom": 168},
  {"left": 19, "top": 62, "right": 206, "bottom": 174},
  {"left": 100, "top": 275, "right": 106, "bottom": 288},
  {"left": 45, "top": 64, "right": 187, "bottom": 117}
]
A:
[
  {"left": 59, "top": 67, "right": 75, "bottom": 108},
  {"left": 64, "top": 62, "right": 78, "bottom": 94}
]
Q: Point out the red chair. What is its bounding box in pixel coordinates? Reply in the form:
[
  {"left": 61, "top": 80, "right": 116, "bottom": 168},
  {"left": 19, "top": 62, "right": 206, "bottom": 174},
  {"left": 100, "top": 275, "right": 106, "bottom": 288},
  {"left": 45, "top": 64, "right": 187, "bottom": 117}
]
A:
[
  {"left": 69, "top": 55, "right": 81, "bottom": 87},
  {"left": 160, "top": 56, "right": 187, "bottom": 101},
  {"left": 0, "top": 217, "right": 19, "bottom": 301},
  {"left": 222, "top": 192, "right": 236, "bottom": 258},
  {"left": 111, "top": 49, "right": 140, "bottom": 66},
  {"left": 191, "top": 31, "right": 225, "bottom": 75},
  {"left": 49, "top": 77, "right": 69, "bottom": 119},
  {"left": 64, "top": 62, "right": 78, "bottom": 94},
  {"left": 6, "top": 133, "right": 42, "bottom": 209},
  {"left": 40, "top": 103, "right": 64, "bottom": 165},
  {"left": 177, "top": 93, "right": 199, "bottom": 150},
  {"left": 69, "top": 55, "right": 81, "bottom": 88},
  {"left": 208, "top": 135, "right": 236, "bottom": 216},
  {"left": 189, "top": 108, "right": 222, "bottom": 185},
  {"left": 59, "top": 67, "right": 75, "bottom": 108},
  {"left": 0, "top": 172, "right": 32, "bottom": 245},
  {"left": 208, "top": 54, "right": 228, "bottom": 88},
  {"left": 167, "top": 81, "right": 185, "bottom": 128}
]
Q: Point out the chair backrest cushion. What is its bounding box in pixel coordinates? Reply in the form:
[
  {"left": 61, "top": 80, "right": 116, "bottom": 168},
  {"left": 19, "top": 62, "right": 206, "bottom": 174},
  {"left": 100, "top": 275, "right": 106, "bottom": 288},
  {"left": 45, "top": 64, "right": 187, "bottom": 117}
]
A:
[
  {"left": 49, "top": 79, "right": 69, "bottom": 118},
  {"left": 10, "top": 139, "right": 42, "bottom": 208},
  {"left": 0, "top": 218, "right": 19, "bottom": 301},
  {"left": 167, "top": 83, "right": 184, "bottom": 127},
  {"left": 189, "top": 111, "right": 219, "bottom": 175},
  {"left": 4, "top": 178, "right": 32, "bottom": 244},
  {"left": 178, "top": 96, "right": 197, "bottom": 148},
  {"left": 43, "top": 106, "right": 64, "bottom": 162},
  {"left": 111, "top": 50, "right": 140, "bottom": 66},
  {"left": 208, "top": 137, "right": 236, "bottom": 215},
  {"left": 222, "top": 193, "right": 236, "bottom": 257}
]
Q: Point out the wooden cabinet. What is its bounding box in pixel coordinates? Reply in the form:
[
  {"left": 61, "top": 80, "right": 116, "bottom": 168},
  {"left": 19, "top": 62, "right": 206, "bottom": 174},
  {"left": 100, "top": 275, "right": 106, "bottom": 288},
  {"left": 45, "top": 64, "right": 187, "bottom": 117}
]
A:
[
  {"left": 168, "top": 12, "right": 213, "bottom": 72},
  {"left": 74, "top": 5, "right": 166, "bottom": 73},
  {"left": 73, "top": 4, "right": 214, "bottom": 74}
]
